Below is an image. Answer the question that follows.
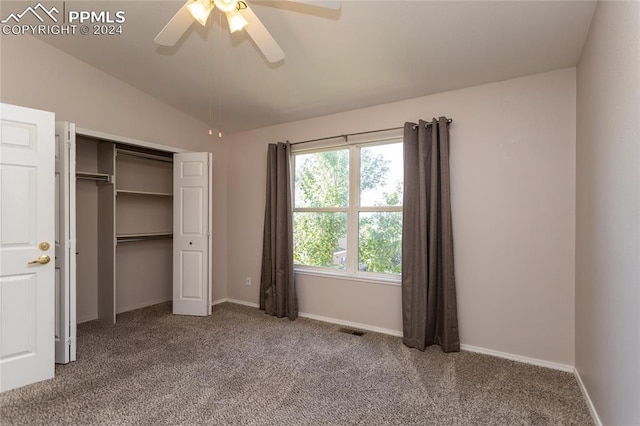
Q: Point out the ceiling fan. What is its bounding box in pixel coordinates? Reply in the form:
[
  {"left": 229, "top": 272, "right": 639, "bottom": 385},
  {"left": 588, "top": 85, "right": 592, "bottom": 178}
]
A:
[{"left": 154, "top": 0, "right": 341, "bottom": 63}]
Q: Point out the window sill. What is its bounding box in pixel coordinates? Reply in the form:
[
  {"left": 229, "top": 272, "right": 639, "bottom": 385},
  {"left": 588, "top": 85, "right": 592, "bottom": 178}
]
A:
[{"left": 294, "top": 268, "right": 401, "bottom": 287}]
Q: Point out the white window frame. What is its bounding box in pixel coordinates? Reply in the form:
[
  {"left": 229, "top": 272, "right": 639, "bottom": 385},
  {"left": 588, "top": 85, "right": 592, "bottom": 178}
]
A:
[{"left": 292, "top": 138, "right": 403, "bottom": 284}]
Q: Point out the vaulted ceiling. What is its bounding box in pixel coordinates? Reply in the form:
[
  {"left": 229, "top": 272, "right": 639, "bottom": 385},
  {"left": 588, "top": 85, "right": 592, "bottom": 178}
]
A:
[{"left": 32, "top": 0, "right": 596, "bottom": 133}]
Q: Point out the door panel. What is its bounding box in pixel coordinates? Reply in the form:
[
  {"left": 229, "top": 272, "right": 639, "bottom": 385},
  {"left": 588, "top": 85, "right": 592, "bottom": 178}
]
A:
[
  {"left": 181, "top": 187, "right": 203, "bottom": 234},
  {"left": 180, "top": 251, "right": 203, "bottom": 299},
  {"left": 1, "top": 165, "right": 36, "bottom": 245},
  {"left": 0, "top": 103, "right": 55, "bottom": 392},
  {"left": 54, "top": 122, "right": 76, "bottom": 364},
  {"left": 173, "top": 153, "right": 211, "bottom": 316},
  {"left": 1, "top": 274, "right": 37, "bottom": 357}
]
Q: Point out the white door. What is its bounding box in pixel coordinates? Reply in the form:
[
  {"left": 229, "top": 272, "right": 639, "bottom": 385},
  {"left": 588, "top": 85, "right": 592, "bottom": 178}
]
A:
[
  {"left": 54, "top": 122, "right": 76, "bottom": 364},
  {"left": 0, "top": 103, "right": 55, "bottom": 392},
  {"left": 173, "top": 152, "right": 212, "bottom": 316}
]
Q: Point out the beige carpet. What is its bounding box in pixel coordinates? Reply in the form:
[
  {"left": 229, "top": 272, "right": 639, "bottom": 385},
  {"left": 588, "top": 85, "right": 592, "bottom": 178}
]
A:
[{"left": 0, "top": 302, "right": 592, "bottom": 425}]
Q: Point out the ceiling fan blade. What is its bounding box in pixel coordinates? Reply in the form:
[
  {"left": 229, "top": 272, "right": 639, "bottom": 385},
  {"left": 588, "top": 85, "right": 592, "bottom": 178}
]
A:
[
  {"left": 154, "top": 1, "right": 195, "bottom": 46},
  {"left": 285, "top": 0, "right": 341, "bottom": 10},
  {"left": 239, "top": 5, "right": 285, "bottom": 63}
]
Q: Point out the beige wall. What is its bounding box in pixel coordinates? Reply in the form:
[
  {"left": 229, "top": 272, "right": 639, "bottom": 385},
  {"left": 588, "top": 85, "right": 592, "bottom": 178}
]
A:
[
  {"left": 227, "top": 68, "right": 577, "bottom": 366},
  {"left": 0, "top": 35, "right": 228, "bottom": 302},
  {"left": 575, "top": 1, "right": 640, "bottom": 424}
]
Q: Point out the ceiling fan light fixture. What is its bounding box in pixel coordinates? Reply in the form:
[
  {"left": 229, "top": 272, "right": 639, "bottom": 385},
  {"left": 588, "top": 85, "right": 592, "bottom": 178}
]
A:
[
  {"left": 213, "top": 0, "right": 239, "bottom": 13},
  {"left": 226, "top": 10, "right": 248, "bottom": 33},
  {"left": 187, "top": 0, "right": 213, "bottom": 26}
]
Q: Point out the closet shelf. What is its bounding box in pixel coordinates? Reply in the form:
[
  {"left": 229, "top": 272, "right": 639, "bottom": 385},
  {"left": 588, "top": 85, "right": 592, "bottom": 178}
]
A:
[
  {"left": 117, "top": 148, "right": 173, "bottom": 163},
  {"left": 116, "top": 232, "right": 173, "bottom": 244},
  {"left": 116, "top": 189, "right": 173, "bottom": 197},
  {"left": 76, "top": 171, "right": 112, "bottom": 183}
]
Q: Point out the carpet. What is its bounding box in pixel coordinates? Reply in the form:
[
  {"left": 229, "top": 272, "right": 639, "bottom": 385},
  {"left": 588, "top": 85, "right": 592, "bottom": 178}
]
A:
[{"left": 0, "top": 302, "right": 592, "bottom": 425}]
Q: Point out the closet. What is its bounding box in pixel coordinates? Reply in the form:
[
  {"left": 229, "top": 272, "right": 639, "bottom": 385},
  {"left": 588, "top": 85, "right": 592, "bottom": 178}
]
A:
[
  {"left": 55, "top": 123, "right": 212, "bottom": 364},
  {"left": 75, "top": 138, "right": 175, "bottom": 324}
]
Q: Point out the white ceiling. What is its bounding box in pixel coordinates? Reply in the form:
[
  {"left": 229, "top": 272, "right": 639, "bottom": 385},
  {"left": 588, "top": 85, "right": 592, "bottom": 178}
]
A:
[{"left": 33, "top": 0, "right": 596, "bottom": 133}]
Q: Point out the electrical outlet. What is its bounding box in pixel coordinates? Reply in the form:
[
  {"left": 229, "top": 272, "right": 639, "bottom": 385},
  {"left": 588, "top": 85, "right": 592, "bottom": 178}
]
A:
[{"left": 245, "top": 277, "right": 252, "bottom": 286}]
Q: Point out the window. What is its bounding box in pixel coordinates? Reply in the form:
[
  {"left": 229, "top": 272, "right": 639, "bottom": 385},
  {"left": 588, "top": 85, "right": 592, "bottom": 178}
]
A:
[{"left": 293, "top": 140, "right": 403, "bottom": 278}]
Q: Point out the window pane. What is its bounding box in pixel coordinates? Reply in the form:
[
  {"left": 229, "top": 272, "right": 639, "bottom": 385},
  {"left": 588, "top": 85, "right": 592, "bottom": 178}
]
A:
[
  {"left": 358, "top": 212, "right": 402, "bottom": 274},
  {"left": 360, "top": 143, "right": 403, "bottom": 207},
  {"left": 295, "top": 149, "right": 349, "bottom": 208},
  {"left": 294, "top": 212, "right": 347, "bottom": 269}
]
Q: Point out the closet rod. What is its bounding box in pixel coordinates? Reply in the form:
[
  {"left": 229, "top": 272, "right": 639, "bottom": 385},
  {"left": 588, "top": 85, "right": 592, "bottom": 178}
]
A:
[
  {"left": 76, "top": 175, "right": 111, "bottom": 183},
  {"left": 117, "top": 148, "right": 173, "bottom": 163},
  {"left": 116, "top": 234, "right": 173, "bottom": 244},
  {"left": 289, "top": 118, "right": 453, "bottom": 146}
]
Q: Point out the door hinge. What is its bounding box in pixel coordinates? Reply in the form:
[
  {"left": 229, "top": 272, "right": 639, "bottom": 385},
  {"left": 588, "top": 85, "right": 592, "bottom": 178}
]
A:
[{"left": 66, "top": 338, "right": 74, "bottom": 346}]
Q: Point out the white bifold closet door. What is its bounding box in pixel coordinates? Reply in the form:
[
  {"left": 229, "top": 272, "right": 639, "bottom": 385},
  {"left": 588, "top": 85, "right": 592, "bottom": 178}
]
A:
[
  {"left": 172, "top": 152, "right": 212, "bottom": 316},
  {"left": 54, "top": 122, "right": 76, "bottom": 364}
]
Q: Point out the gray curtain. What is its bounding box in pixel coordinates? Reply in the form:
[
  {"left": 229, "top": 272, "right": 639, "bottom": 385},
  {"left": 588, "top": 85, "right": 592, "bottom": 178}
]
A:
[
  {"left": 260, "top": 142, "right": 298, "bottom": 320},
  {"left": 402, "top": 117, "right": 459, "bottom": 353}
]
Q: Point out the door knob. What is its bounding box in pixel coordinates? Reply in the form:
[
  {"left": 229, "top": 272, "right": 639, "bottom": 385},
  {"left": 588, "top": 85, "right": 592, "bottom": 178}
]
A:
[{"left": 27, "top": 255, "right": 51, "bottom": 265}]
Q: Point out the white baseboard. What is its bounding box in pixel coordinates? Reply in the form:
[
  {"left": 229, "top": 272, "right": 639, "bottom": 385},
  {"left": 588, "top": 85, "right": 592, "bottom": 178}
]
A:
[
  {"left": 574, "top": 367, "right": 602, "bottom": 426},
  {"left": 298, "top": 311, "right": 404, "bottom": 337},
  {"left": 225, "top": 298, "right": 259, "bottom": 308},
  {"left": 460, "top": 344, "right": 574, "bottom": 373},
  {"left": 77, "top": 315, "right": 99, "bottom": 324},
  {"left": 211, "top": 298, "right": 228, "bottom": 306},
  {"left": 221, "top": 298, "right": 403, "bottom": 336},
  {"left": 220, "top": 299, "right": 578, "bottom": 375},
  {"left": 116, "top": 297, "right": 172, "bottom": 315},
  {"left": 78, "top": 297, "right": 172, "bottom": 323}
]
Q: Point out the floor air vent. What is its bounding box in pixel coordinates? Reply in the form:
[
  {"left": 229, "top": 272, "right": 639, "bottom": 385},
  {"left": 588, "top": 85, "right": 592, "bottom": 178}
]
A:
[{"left": 338, "top": 327, "right": 366, "bottom": 336}]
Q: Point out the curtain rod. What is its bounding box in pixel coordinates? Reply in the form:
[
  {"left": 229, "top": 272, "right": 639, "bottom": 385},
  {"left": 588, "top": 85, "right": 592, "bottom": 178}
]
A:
[{"left": 288, "top": 118, "right": 452, "bottom": 146}]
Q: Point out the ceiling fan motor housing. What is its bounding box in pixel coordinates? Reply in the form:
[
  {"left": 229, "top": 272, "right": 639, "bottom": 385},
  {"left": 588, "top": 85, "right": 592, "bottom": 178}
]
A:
[{"left": 214, "top": 0, "right": 239, "bottom": 13}]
